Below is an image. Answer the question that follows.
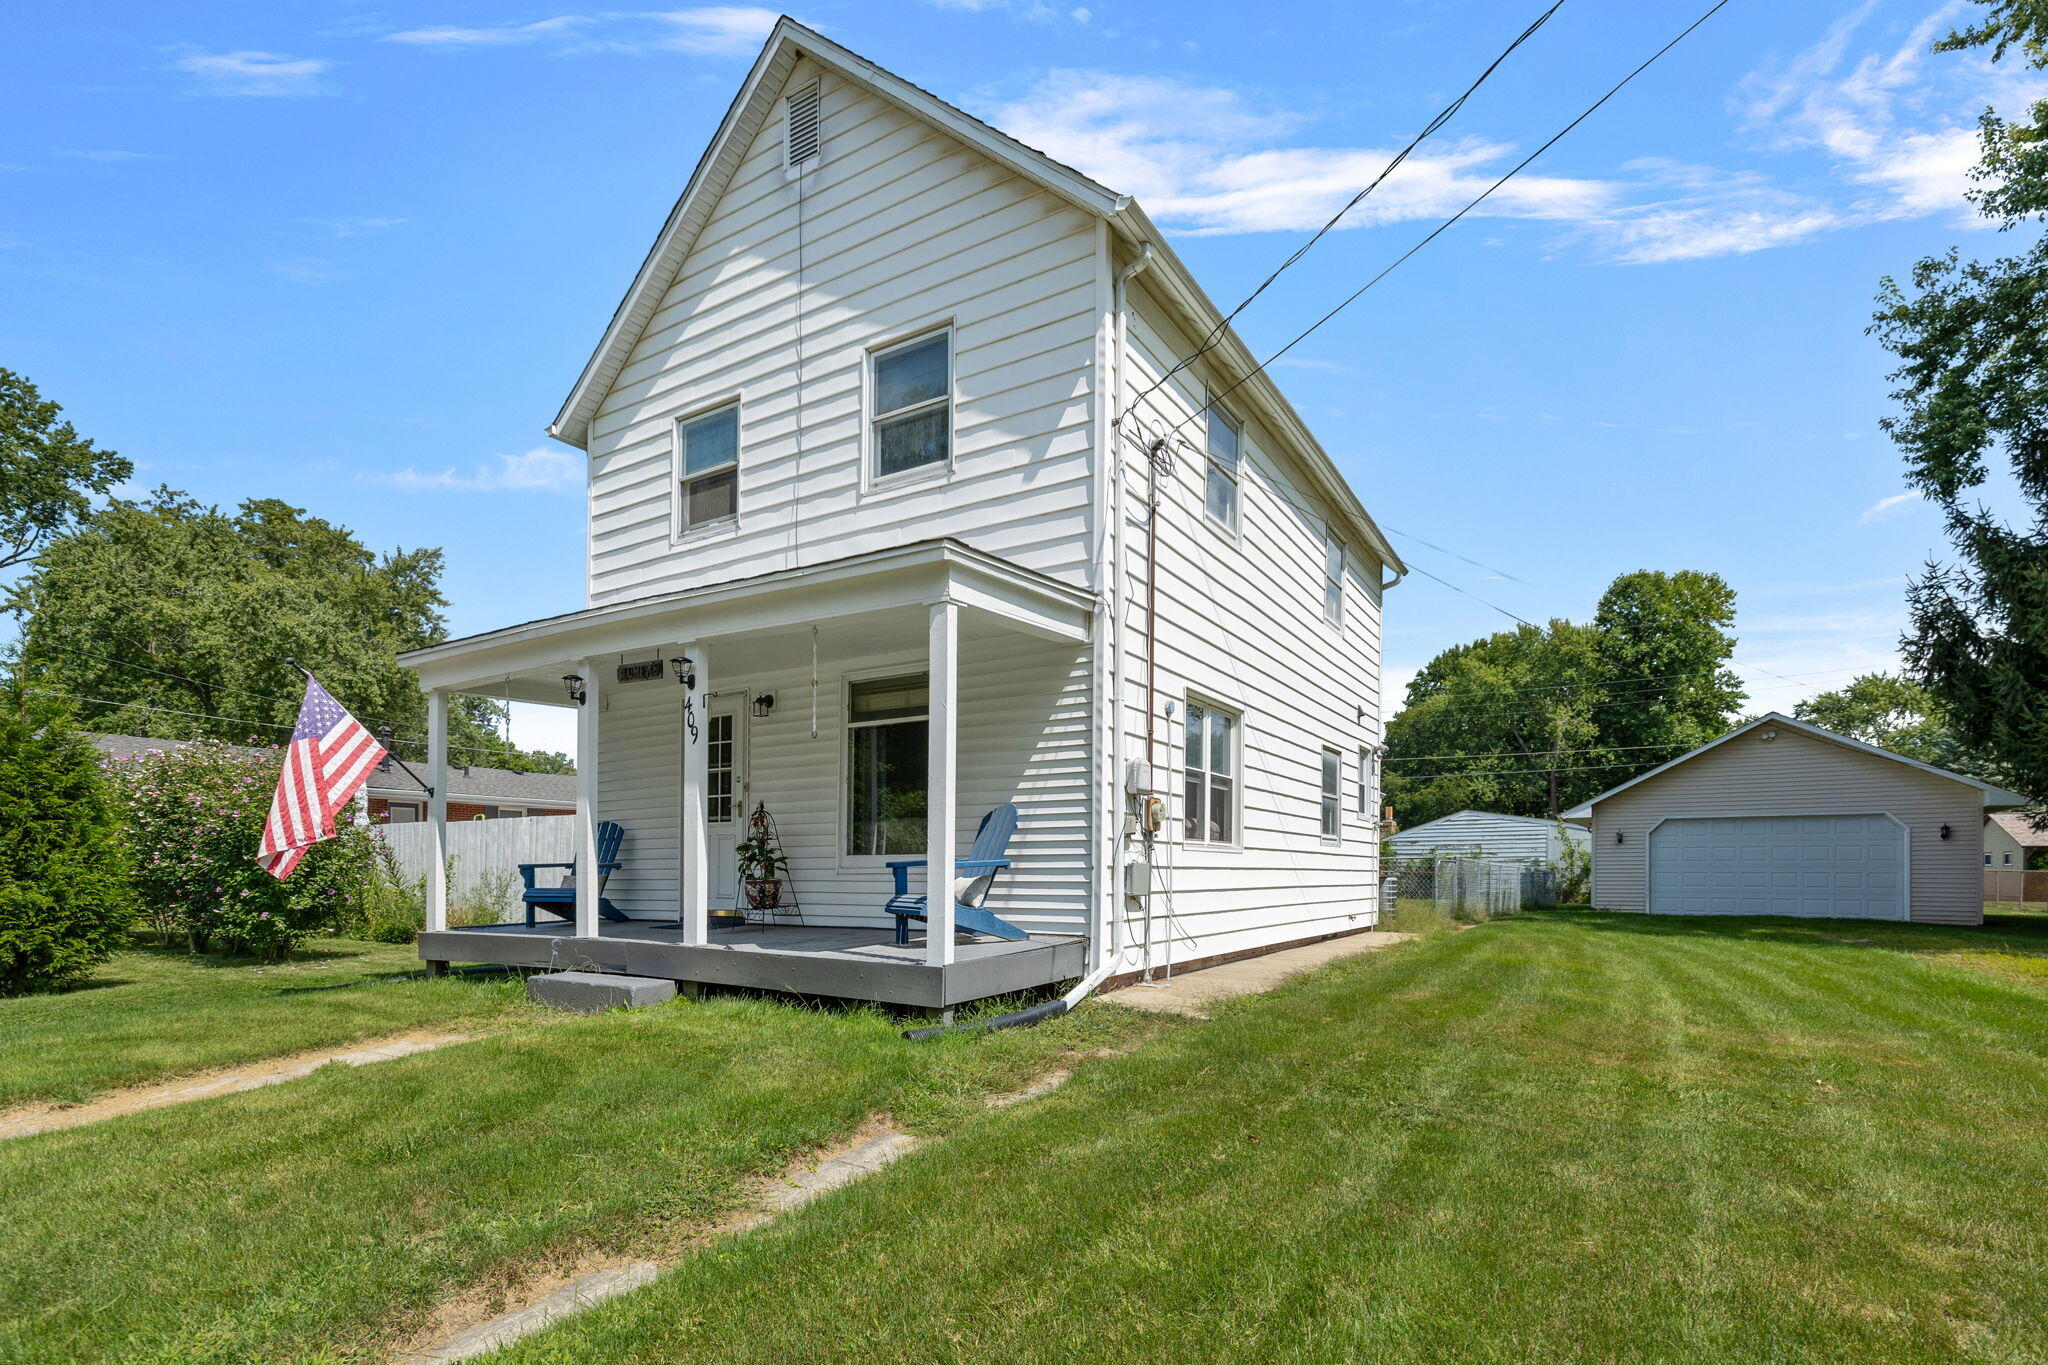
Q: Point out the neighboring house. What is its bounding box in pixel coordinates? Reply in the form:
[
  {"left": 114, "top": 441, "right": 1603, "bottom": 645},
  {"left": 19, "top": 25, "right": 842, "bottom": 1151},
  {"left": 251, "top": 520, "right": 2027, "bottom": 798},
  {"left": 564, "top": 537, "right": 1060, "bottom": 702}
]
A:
[
  {"left": 400, "top": 19, "right": 1404, "bottom": 1015},
  {"left": 1984, "top": 812, "right": 2048, "bottom": 871},
  {"left": 1388, "top": 810, "right": 1588, "bottom": 865},
  {"left": 1562, "top": 712, "right": 2028, "bottom": 924},
  {"left": 91, "top": 734, "right": 571, "bottom": 823}
]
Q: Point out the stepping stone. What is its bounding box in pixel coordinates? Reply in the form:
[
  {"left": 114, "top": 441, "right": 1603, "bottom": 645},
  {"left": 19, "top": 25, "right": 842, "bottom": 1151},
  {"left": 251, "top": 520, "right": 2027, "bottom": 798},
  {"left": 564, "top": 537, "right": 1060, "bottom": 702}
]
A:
[{"left": 526, "top": 971, "right": 677, "bottom": 1013}]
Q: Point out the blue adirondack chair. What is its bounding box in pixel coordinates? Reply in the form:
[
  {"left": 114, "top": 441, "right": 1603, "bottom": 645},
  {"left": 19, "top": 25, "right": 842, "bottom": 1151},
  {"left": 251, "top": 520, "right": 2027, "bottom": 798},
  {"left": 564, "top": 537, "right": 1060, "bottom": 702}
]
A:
[
  {"left": 884, "top": 803, "right": 1028, "bottom": 945},
  {"left": 521, "top": 820, "right": 633, "bottom": 927}
]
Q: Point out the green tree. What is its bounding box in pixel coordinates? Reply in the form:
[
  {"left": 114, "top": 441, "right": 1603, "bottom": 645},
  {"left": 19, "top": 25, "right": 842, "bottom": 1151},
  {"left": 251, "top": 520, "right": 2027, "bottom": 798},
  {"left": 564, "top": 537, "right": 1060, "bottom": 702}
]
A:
[
  {"left": 0, "top": 368, "right": 132, "bottom": 571},
  {"left": 1385, "top": 570, "right": 1746, "bottom": 826},
  {"left": 0, "top": 675, "right": 136, "bottom": 995},
  {"left": 1591, "top": 570, "right": 1747, "bottom": 763},
  {"left": 1791, "top": 672, "right": 1993, "bottom": 775},
  {"left": 1871, "top": 0, "right": 2048, "bottom": 803},
  {"left": 6, "top": 488, "right": 569, "bottom": 773}
]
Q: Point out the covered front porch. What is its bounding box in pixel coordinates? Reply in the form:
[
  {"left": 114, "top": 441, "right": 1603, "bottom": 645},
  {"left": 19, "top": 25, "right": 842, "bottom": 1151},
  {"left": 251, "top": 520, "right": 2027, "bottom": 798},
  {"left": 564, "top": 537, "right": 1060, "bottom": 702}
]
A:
[{"left": 399, "top": 539, "right": 1103, "bottom": 1011}]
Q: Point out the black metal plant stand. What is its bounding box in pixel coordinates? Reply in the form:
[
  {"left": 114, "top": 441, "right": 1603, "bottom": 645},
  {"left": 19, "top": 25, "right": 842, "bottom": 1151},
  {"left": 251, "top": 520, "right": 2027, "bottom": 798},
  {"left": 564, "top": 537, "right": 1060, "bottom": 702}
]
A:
[{"left": 740, "top": 802, "right": 803, "bottom": 927}]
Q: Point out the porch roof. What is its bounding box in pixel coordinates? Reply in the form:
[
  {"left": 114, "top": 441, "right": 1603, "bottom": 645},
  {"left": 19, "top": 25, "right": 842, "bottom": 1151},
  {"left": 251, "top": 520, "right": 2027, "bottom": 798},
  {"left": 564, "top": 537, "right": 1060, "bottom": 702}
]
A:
[{"left": 399, "top": 538, "right": 1096, "bottom": 701}]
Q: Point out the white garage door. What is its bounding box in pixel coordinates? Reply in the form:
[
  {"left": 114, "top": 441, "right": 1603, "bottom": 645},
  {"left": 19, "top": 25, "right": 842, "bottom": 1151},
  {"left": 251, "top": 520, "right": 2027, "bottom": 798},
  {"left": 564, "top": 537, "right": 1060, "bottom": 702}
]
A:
[{"left": 1647, "top": 815, "right": 1906, "bottom": 920}]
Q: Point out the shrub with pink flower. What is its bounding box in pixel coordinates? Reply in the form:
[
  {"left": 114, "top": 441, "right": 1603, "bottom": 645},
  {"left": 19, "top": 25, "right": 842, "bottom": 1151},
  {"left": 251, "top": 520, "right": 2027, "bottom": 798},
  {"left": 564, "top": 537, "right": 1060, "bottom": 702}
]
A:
[{"left": 103, "top": 741, "right": 373, "bottom": 958}]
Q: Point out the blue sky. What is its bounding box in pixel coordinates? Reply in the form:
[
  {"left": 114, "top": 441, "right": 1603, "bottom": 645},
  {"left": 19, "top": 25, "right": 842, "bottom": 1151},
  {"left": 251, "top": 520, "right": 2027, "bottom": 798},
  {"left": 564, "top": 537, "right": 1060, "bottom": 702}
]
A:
[{"left": 5, "top": 0, "right": 2036, "bottom": 757}]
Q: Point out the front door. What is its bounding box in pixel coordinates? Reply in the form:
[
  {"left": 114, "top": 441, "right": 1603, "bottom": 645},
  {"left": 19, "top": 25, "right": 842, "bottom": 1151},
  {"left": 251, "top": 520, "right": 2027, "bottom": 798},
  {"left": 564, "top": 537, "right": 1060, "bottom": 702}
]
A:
[{"left": 705, "top": 698, "right": 745, "bottom": 910}]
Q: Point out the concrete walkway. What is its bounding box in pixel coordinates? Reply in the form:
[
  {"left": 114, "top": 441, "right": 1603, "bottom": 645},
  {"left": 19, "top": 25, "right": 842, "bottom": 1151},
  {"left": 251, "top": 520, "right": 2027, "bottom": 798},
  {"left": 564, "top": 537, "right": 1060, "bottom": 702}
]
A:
[
  {"left": 1104, "top": 931, "right": 1412, "bottom": 1017},
  {"left": 0, "top": 1033, "right": 470, "bottom": 1141}
]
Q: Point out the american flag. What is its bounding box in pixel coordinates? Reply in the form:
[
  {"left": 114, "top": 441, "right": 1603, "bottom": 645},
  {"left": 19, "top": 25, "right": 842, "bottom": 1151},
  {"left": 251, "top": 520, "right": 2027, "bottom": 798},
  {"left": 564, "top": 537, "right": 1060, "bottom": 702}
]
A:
[{"left": 257, "top": 675, "right": 387, "bottom": 879}]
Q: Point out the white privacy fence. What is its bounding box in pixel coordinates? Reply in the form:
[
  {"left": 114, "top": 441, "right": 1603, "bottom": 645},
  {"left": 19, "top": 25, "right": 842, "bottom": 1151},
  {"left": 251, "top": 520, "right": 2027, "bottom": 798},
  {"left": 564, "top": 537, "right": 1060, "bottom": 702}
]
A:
[{"left": 375, "top": 815, "right": 579, "bottom": 923}]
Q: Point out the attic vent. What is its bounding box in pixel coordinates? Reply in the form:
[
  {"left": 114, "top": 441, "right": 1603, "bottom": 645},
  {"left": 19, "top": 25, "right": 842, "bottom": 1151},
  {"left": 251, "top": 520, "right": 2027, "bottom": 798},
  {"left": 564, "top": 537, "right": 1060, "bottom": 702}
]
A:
[{"left": 786, "top": 81, "right": 821, "bottom": 167}]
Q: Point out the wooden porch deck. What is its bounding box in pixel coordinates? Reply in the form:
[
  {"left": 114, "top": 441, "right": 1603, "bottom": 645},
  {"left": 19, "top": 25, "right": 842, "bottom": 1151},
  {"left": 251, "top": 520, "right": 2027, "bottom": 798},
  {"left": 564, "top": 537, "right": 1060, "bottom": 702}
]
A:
[{"left": 417, "top": 920, "right": 1087, "bottom": 1011}]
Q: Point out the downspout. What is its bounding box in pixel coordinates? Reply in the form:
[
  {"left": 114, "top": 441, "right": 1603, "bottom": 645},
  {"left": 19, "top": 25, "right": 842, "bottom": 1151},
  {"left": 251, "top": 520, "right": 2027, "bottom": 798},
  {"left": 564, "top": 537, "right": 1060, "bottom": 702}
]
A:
[{"left": 907, "top": 241, "right": 1154, "bottom": 1043}]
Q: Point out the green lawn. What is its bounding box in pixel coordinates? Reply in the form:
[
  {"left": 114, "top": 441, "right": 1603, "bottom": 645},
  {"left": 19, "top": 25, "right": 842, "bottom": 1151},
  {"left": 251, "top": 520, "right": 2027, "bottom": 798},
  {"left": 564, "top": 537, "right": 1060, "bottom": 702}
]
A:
[
  {"left": 0, "top": 989, "right": 1167, "bottom": 1363},
  {"left": 0, "top": 935, "right": 530, "bottom": 1107},
  {"left": 492, "top": 909, "right": 2048, "bottom": 1364}
]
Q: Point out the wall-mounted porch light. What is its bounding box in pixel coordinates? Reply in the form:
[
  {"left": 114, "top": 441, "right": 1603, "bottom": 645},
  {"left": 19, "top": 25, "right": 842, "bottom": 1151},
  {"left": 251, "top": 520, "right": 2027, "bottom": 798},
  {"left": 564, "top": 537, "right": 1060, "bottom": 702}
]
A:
[
  {"left": 753, "top": 692, "right": 776, "bottom": 719},
  {"left": 1940, "top": 824, "right": 1953, "bottom": 840},
  {"left": 670, "top": 656, "right": 697, "bottom": 690},
  {"left": 1615, "top": 830, "right": 1624, "bottom": 844},
  {"left": 561, "top": 674, "right": 586, "bottom": 706}
]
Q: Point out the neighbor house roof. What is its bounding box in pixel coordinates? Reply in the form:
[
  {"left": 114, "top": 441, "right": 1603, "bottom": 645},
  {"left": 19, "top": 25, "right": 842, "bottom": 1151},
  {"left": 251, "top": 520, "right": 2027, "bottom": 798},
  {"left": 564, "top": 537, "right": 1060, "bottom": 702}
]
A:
[
  {"left": 90, "top": 734, "right": 575, "bottom": 808},
  {"left": 544, "top": 16, "right": 1401, "bottom": 577},
  {"left": 1559, "top": 712, "right": 2031, "bottom": 823},
  {"left": 1988, "top": 811, "right": 2048, "bottom": 846},
  {"left": 1395, "top": 809, "right": 1563, "bottom": 835}
]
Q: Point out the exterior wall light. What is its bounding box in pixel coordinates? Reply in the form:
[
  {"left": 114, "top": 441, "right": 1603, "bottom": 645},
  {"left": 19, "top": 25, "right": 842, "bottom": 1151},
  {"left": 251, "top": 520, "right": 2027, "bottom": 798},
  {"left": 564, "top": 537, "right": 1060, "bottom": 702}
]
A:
[
  {"left": 1940, "top": 824, "right": 1953, "bottom": 840},
  {"left": 670, "top": 656, "right": 697, "bottom": 690},
  {"left": 1615, "top": 830, "right": 1624, "bottom": 844},
  {"left": 561, "top": 674, "right": 586, "bottom": 706},
  {"left": 753, "top": 692, "right": 776, "bottom": 719}
]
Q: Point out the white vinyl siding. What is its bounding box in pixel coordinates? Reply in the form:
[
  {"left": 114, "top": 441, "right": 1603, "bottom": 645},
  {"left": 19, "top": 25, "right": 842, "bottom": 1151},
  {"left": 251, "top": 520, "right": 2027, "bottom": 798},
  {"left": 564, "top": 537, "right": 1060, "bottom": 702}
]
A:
[
  {"left": 1111, "top": 281, "right": 1385, "bottom": 961},
  {"left": 594, "top": 634, "right": 1092, "bottom": 935},
  {"left": 585, "top": 60, "right": 1103, "bottom": 604},
  {"left": 1586, "top": 726, "right": 1988, "bottom": 925}
]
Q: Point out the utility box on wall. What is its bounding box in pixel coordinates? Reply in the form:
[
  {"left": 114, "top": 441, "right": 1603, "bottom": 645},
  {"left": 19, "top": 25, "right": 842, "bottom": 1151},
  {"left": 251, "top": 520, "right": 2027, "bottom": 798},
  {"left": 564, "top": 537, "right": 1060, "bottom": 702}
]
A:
[{"left": 1124, "top": 856, "right": 1151, "bottom": 898}]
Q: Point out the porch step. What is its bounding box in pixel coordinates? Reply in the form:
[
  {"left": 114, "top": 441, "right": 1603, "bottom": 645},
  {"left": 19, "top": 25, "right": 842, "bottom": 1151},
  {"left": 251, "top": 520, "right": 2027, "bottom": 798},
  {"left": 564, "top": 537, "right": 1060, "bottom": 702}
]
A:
[{"left": 526, "top": 971, "right": 677, "bottom": 1013}]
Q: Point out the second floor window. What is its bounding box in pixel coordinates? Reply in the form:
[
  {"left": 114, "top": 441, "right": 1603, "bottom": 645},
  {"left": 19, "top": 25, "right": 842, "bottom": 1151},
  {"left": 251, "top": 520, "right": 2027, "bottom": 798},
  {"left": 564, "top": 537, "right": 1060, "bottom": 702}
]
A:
[
  {"left": 1323, "top": 530, "right": 1346, "bottom": 624},
  {"left": 1185, "top": 699, "right": 1237, "bottom": 845},
  {"left": 1205, "top": 402, "right": 1240, "bottom": 531},
  {"left": 871, "top": 331, "right": 951, "bottom": 481},
  {"left": 675, "top": 404, "right": 739, "bottom": 534}
]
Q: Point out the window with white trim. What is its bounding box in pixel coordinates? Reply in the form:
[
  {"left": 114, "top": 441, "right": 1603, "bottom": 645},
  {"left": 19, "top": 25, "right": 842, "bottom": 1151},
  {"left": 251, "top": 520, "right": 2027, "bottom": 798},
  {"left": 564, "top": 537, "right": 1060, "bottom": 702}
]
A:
[
  {"left": 869, "top": 332, "right": 951, "bottom": 481},
  {"left": 1320, "top": 748, "right": 1341, "bottom": 841},
  {"left": 1986, "top": 853, "right": 1994, "bottom": 866},
  {"left": 382, "top": 801, "right": 422, "bottom": 824},
  {"left": 1358, "top": 746, "right": 1372, "bottom": 817},
  {"left": 674, "top": 404, "right": 739, "bottom": 534},
  {"left": 1323, "top": 530, "right": 1346, "bottom": 625},
  {"left": 846, "top": 673, "right": 928, "bottom": 856},
  {"left": 2004, "top": 851, "right": 2014, "bottom": 866},
  {"left": 1204, "top": 402, "right": 1241, "bottom": 530},
  {"left": 1184, "top": 699, "right": 1238, "bottom": 845}
]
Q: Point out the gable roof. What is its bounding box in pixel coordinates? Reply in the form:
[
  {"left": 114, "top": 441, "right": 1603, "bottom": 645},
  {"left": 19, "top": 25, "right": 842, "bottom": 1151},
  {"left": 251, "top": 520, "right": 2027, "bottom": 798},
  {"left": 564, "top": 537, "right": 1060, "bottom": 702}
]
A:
[
  {"left": 1393, "top": 809, "right": 1565, "bottom": 835},
  {"left": 1988, "top": 810, "right": 2048, "bottom": 846},
  {"left": 546, "top": 17, "right": 1401, "bottom": 574},
  {"left": 1560, "top": 712, "right": 2031, "bottom": 822}
]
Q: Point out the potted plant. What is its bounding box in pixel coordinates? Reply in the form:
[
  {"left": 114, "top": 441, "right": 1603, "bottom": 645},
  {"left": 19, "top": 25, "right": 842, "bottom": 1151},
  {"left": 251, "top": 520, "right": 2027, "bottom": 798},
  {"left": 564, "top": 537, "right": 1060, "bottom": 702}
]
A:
[{"left": 735, "top": 804, "right": 789, "bottom": 910}]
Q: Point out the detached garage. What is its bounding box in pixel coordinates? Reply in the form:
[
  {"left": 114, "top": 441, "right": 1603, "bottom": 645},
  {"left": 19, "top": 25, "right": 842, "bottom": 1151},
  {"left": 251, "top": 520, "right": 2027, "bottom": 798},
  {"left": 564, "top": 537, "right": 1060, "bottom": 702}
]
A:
[{"left": 1562, "top": 712, "right": 2028, "bottom": 925}]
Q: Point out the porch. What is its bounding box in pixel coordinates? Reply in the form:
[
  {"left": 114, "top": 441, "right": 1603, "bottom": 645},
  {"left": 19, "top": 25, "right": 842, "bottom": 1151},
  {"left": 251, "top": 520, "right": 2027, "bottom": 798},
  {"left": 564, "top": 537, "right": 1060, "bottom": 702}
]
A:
[
  {"left": 398, "top": 538, "right": 1106, "bottom": 1012},
  {"left": 417, "top": 920, "right": 1087, "bottom": 1011}
]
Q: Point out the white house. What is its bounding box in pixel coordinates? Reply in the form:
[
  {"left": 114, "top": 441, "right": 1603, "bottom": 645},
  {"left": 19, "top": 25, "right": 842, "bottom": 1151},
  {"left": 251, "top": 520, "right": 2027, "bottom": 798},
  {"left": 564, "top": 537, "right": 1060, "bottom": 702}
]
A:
[
  {"left": 403, "top": 20, "right": 1404, "bottom": 1017},
  {"left": 1388, "top": 810, "right": 1588, "bottom": 865}
]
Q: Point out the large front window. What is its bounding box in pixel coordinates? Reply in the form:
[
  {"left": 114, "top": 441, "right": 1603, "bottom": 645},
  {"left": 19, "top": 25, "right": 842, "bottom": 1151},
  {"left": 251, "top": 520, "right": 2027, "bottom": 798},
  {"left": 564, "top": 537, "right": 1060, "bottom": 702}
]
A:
[
  {"left": 847, "top": 673, "right": 929, "bottom": 855},
  {"left": 1185, "top": 699, "right": 1237, "bottom": 845},
  {"left": 870, "top": 332, "right": 951, "bottom": 480}
]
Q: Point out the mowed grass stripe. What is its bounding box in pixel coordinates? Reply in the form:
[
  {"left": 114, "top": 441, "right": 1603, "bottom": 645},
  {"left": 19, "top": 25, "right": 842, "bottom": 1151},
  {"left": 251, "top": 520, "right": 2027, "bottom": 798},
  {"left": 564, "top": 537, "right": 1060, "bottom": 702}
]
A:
[
  {"left": 494, "top": 911, "right": 2048, "bottom": 1365},
  {"left": 0, "top": 993, "right": 1168, "bottom": 1363}
]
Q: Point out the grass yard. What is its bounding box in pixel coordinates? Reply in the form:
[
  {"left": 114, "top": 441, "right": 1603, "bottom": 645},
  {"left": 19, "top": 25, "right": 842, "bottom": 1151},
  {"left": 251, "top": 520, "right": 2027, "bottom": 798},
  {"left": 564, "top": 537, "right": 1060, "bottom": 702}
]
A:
[
  {"left": 490, "top": 908, "right": 2048, "bottom": 1364},
  {"left": 0, "top": 988, "right": 1168, "bottom": 1363},
  {"left": 0, "top": 934, "right": 530, "bottom": 1107}
]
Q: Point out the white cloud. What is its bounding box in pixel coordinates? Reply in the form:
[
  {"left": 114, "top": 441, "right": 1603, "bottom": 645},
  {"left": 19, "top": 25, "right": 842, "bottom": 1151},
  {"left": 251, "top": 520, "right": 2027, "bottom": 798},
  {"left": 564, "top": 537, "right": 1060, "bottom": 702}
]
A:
[
  {"left": 384, "top": 16, "right": 591, "bottom": 46},
  {"left": 383, "top": 8, "right": 779, "bottom": 57},
  {"left": 374, "top": 448, "right": 581, "bottom": 492},
  {"left": 268, "top": 256, "right": 346, "bottom": 285},
  {"left": 171, "top": 50, "right": 331, "bottom": 98},
  {"left": 1859, "top": 489, "right": 1925, "bottom": 523}
]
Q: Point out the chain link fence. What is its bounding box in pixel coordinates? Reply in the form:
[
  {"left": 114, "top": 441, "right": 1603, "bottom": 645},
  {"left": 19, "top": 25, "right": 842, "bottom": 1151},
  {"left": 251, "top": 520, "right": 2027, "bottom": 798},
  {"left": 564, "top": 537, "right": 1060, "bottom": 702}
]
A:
[{"left": 1381, "top": 856, "right": 1559, "bottom": 923}]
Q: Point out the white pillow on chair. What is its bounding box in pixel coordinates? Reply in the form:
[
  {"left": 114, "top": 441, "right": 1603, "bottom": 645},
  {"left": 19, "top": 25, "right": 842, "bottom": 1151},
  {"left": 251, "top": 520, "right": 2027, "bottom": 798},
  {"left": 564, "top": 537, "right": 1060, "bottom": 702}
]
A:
[{"left": 952, "top": 873, "right": 995, "bottom": 906}]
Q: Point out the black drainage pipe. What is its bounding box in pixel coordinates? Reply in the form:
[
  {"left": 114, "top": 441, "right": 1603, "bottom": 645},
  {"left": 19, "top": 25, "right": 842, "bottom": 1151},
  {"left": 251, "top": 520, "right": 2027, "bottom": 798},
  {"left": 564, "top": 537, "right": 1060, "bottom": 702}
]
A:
[{"left": 902, "top": 996, "right": 1069, "bottom": 1042}]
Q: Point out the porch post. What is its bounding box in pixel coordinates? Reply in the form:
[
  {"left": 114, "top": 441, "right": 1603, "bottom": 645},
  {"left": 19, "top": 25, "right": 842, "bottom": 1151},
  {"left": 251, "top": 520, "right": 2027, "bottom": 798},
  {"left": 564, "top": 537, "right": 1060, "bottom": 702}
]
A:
[
  {"left": 425, "top": 689, "right": 449, "bottom": 933},
  {"left": 926, "top": 601, "right": 959, "bottom": 967},
  {"left": 575, "top": 659, "right": 602, "bottom": 939},
  {"left": 681, "top": 643, "right": 710, "bottom": 946}
]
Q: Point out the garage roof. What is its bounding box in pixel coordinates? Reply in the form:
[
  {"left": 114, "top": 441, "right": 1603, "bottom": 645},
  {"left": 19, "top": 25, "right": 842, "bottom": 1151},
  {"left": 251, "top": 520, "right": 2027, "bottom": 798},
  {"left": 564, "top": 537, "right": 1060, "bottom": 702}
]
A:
[{"left": 1560, "top": 711, "right": 2031, "bottom": 823}]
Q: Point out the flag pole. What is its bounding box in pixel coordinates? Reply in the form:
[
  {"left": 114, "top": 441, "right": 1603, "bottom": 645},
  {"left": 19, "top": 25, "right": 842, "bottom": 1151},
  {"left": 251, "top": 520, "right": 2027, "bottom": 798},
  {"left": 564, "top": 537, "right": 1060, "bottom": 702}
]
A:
[{"left": 283, "top": 658, "right": 435, "bottom": 797}]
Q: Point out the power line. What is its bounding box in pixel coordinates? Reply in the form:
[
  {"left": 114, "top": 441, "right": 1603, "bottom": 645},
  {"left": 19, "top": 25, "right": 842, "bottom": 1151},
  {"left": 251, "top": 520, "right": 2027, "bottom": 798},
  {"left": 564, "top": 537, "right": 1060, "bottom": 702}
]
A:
[
  {"left": 1384, "top": 524, "right": 1526, "bottom": 584},
  {"left": 1126, "top": 0, "right": 1568, "bottom": 415},
  {"left": 1386, "top": 740, "right": 1695, "bottom": 763},
  {"left": 1392, "top": 758, "right": 1653, "bottom": 780},
  {"left": 1404, "top": 562, "right": 1537, "bottom": 627},
  {"left": 1170, "top": 0, "right": 1733, "bottom": 442}
]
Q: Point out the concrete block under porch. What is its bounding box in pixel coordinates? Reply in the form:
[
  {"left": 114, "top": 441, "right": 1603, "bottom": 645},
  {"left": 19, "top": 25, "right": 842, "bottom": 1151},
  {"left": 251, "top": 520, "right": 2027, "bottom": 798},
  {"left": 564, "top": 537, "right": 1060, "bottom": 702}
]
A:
[{"left": 420, "top": 919, "right": 1087, "bottom": 1011}]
